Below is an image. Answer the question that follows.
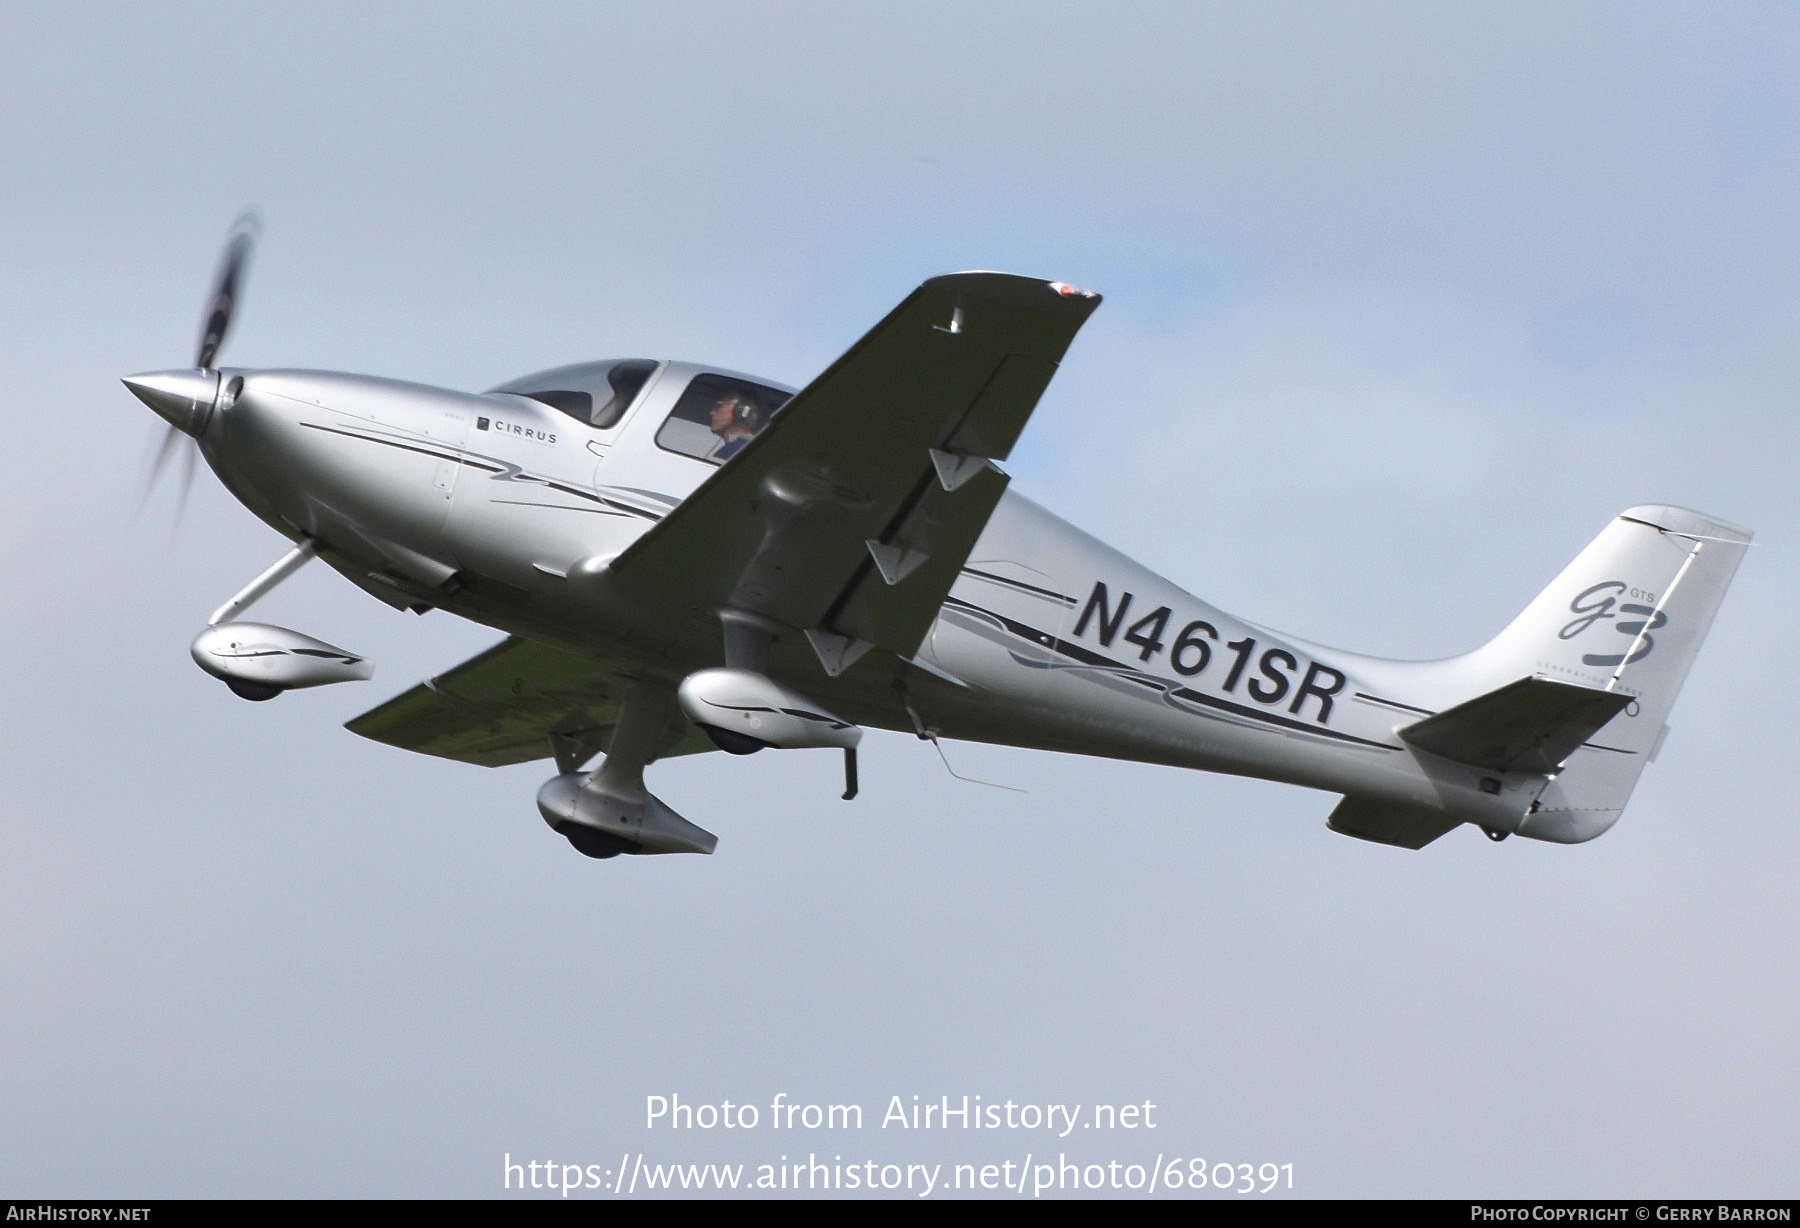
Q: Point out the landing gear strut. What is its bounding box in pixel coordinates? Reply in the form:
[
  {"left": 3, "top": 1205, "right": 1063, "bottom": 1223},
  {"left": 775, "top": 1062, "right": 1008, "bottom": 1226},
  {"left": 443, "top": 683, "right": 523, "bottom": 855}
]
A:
[
  {"left": 190, "top": 538, "right": 373, "bottom": 699},
  {"left": 536, "top": 677, "right": 719, "bottom": 858}
]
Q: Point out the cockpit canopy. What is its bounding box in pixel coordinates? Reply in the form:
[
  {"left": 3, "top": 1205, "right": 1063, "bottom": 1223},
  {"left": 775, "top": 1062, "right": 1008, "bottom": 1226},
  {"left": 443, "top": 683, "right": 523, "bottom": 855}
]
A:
[
  {"left": 489, "top": 359, "right": 796, "bottom": 465},
  {"left": 654, "top": 372, "right": 791, "bottom": 463},
  {"left": 488, "top": 359, "right": 659, "bottom": 429}
]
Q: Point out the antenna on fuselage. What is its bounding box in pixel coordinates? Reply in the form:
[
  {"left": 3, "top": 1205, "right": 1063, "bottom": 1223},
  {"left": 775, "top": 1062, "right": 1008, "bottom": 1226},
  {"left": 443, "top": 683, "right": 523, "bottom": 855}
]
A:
[{"left": 896, "top": 684, "right": 1025, "bottom": 794}]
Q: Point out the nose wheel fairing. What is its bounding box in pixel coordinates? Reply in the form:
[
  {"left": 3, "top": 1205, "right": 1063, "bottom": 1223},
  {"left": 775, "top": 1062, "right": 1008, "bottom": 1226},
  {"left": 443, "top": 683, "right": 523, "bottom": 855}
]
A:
[{"left": 189, "top": 540, "right": 377, "bottom": 701}]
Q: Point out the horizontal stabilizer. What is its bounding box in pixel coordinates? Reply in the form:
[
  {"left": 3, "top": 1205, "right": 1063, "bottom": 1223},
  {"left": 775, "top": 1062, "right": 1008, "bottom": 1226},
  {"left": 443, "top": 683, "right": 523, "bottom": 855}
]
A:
[
  {"left": 1326, "top": 797, "right": 1463, "bottom": 849},
  {"left": 1399, "top": 676, "right": 1630, "bottom": 775}
]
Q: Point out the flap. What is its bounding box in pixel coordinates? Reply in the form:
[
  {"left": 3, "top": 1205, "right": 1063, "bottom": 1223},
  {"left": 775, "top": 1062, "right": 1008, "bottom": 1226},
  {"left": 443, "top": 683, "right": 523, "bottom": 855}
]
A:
[
  {"left": 344, "top": 636, "right": 714, "bottom": 768},
  {"left": 605, "top": 272, "right": 1101, "bottom": 664},
  {"left": 1400, "top": 676, "right": 1632, "bottom": 774}
]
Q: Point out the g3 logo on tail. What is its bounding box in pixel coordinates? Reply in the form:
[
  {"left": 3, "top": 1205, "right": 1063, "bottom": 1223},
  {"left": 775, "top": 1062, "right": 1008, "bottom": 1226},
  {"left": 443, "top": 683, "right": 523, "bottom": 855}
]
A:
[{"left": 1560, "top": 580, "right": 1666, "bottom": 667}]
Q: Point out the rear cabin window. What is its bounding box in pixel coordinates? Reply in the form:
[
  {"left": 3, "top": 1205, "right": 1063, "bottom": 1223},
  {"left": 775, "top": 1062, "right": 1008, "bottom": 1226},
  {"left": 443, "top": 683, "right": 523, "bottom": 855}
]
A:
[{"left": 655, "top": 374, "right": 791, "bottom": 464}]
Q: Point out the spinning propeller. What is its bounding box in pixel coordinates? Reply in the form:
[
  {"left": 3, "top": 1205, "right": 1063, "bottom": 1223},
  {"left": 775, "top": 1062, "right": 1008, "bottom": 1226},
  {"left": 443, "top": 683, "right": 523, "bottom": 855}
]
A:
[{"left": 125, "top": 209, "right": 261, "bottom": 513}]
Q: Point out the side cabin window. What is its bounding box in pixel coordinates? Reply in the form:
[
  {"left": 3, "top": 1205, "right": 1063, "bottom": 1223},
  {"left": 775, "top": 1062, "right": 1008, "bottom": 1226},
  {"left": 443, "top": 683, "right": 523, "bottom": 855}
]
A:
[
  {"left": 655, "top": 374, "right": 791, "bottom": 464},
  {"left": 488, "top": 359, "right": 659, "bottom": 430}
]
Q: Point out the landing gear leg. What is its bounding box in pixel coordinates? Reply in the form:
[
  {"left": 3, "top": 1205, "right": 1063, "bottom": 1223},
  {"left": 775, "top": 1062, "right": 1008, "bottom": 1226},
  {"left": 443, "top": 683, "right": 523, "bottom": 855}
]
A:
[
  {"left": 536, "top": 677, "right": 719, "bottom": 857},
  {"left": 209, "top": 539, "right": 317, "bottom": 626},
  {"left": 191, "top": 538, "right": 373, "bottom": 699}
]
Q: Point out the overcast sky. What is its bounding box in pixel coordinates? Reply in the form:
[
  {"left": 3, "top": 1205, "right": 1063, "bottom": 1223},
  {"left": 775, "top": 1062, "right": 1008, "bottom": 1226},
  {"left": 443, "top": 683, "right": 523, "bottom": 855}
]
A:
[{"left": 2, "top": 1, "right": 1795, "bottom": 1198}]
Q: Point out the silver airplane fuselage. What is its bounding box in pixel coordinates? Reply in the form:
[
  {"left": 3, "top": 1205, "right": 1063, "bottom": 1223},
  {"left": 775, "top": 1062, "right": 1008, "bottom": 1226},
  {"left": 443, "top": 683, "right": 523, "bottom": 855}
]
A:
[{"left": 125, "top": 350, "right": 1747, "bottom": 854}]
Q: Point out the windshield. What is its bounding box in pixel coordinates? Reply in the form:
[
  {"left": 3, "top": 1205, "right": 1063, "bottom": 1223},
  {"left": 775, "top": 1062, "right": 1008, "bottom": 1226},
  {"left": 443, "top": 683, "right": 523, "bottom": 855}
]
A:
[{"left": 488, "top": 359, "right": 660, "bottom": 429}]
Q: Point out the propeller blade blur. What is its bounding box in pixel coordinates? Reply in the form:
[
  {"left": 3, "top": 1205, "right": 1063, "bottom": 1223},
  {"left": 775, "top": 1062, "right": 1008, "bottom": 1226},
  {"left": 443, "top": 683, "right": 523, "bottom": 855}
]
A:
[
  {"left": 172, "top": 435, "right": 199, "bottom": 529},
  {"left": 195, "top": 208, "right": 260, "bottom": 370},
  {"left": 135, "top": 424, "right": 186, "bottom": 515}
]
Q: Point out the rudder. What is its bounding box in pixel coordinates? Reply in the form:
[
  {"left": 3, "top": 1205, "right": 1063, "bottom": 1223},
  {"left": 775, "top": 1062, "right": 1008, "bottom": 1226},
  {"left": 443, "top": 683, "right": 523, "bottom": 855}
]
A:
[{"left": 1466, "top": 504, "right": 1751, "bottom": 841}]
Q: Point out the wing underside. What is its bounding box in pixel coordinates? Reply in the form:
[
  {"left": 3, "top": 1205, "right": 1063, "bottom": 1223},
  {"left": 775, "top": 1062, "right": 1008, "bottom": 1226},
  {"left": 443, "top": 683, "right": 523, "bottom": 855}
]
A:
[
  {"left": 604, "top": 272, "right": 1101, "bottom": 670},
  {"left": 344, "top": 636, "right": 714, "bottom": 768}
]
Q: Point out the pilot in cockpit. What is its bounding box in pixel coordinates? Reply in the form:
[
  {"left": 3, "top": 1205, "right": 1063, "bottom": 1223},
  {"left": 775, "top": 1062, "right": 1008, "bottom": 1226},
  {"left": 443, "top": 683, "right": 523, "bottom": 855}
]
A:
[{"left": 708, "top": 389, "right": 767, "bottom": 459}]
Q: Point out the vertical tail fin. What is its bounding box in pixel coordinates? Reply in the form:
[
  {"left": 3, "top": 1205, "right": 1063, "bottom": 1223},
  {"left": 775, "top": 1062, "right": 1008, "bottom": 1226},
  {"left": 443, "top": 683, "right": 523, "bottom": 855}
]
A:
[{"left": 1467, "top": 505, "right": 1751, "bottom": 841}]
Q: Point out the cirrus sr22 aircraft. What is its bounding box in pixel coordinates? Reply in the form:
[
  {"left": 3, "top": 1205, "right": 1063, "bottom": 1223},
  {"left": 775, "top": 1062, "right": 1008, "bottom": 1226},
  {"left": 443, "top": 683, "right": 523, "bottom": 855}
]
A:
[{"left": 124, "top": 217, "right": 1751, "bottom": 860}]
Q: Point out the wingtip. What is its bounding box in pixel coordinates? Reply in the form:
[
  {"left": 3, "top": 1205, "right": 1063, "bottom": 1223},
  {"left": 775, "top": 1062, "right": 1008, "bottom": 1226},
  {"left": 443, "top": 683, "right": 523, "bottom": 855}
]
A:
[{"left": 923, "top": 270, "right": 1104, "bottom": 310}]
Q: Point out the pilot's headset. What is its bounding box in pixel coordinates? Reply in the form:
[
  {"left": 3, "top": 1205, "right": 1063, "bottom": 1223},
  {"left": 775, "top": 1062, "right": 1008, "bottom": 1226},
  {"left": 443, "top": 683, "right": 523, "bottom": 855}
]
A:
[{"left": 731, "top": 395, "right": 763, "bottom": 428}]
